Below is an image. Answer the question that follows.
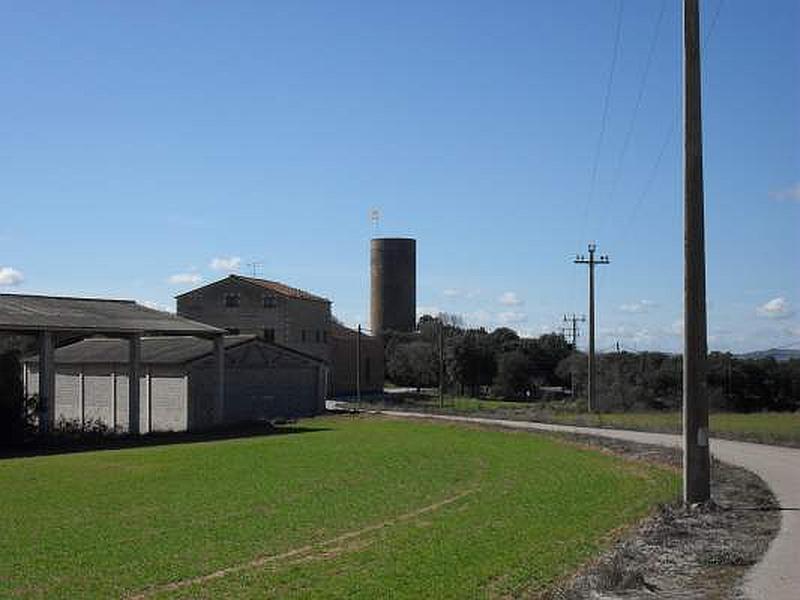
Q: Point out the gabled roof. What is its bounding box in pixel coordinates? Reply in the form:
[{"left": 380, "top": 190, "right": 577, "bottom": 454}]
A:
[
  {"left": 175, "top": 275, "right": 330, "bottom": 304},
  {"left": 24, "top": 334, "right": 326, "bottom": 366},
  {"left": 0, "top": 294, "right": 224, "bottom": 335}
]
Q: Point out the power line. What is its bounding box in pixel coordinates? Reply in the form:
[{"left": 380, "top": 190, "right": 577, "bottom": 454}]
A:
[
  {"left": 580, "top": 0, "right": 625, "bottom": 243},
  {"left": 616, "top": 0, "right": 726, "bottom": 240},
  {"left": 603, "top": 0, "right": 667, "bottom": 226}
]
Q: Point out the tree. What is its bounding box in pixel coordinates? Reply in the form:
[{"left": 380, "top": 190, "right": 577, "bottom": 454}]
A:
[
  {"left": 448, "top": 330, "right": 496, "bottom": 397},
  {"left": 493, "top": 350, "right": 533, "bottom": 399},
  {"left": 489, "top": 327, "right": 520, "bottom": 354},
  {"left": 386, "top": 341, "right": 438, "bottom": 390},
  {"left": 522, "top": 333, "right": 572, "bottom": 385},
  {"left": 0, "top": 351, "right": 30, "bottom": 445}
]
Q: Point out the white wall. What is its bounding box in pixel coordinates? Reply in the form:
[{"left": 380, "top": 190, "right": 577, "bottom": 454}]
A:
[{"left": 24, "top": 363, "right": 188, "bottom": 433}]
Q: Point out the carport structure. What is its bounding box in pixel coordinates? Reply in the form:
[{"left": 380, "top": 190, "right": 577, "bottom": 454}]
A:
[{"left": 0, "top": 293, "right": 226, "bottom": 434}]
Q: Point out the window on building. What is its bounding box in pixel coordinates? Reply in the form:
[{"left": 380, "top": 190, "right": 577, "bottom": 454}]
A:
[
  {"left": 263, "top": 295, "right": 277, "bottom": 308},
  {"left": 264, "top": 328, "right": 275, "bottom": 342},
  {"left": 315, "top": 330, "right": 321, "bottom": 343},
  {"left": 323, "top": 331, "right": 327, "bottom": 343},
  {"left": 365, "top": 357, "right": 372, "bottom": 383},
  {"left": 301, "top": 330, "right": 306, "bottom": 342},
  {"left": 224, "top": 293, "right": 240, "bottom": 308}
]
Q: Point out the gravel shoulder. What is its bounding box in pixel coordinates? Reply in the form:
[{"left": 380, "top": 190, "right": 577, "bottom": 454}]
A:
[{"left": 537, "top": 433, "right": 779, "bottom": 599}]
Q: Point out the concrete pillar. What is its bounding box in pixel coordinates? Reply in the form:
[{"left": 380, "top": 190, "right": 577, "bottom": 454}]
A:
[
  {"left": 111, "top": 371, "right": 117, "bottom": 432},
  {"left": 129, "top": 335, "right": 142, "bottom": 435},
  {"left": 182, "top": 373, "right": 190, "bottom": 431},
  {"left": 78, "top": 368, "right": 85, "bottom": 427},
  {"left": 38, "top": 331, "right": 55, "bottom": 433},
  {"left": 214, "top": 335, "right": 225, "bottom": 425},
  {"left": 146, "top": 369, "right": 152, "bottom": 434}
]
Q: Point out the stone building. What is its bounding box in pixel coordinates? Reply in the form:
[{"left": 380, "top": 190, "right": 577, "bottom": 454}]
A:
[
  {"left": 176, "top": 275, "right": 384, "bottom": 396},
  {"left": 176, "top": 275, "right": 331, "bottom": 360},
  {"left": 329, "top": 322, "right": 384, "bottom": 396}
]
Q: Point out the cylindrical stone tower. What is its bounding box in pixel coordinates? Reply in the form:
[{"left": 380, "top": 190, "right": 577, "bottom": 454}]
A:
[{"left": 370, "top": 238, "right": 416, "bottom": 334}]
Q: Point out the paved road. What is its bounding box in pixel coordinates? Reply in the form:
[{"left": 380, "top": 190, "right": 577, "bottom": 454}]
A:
[{"left": 379, "top": 411, "right": 800, "bottom": 600}]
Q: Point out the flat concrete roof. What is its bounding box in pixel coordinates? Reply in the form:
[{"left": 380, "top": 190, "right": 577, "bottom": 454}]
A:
[{"left": 0, "top": 294, "right": 224, "bottom": 336}]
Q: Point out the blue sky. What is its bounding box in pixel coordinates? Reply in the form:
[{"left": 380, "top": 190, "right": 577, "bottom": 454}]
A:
[{"left": 1, "top": 0, "right": 797, "bottom": 353}]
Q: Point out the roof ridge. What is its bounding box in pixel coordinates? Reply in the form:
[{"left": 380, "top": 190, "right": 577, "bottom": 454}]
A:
[{"left": 0, "top": 293, "right": 135, "bottom": 304}]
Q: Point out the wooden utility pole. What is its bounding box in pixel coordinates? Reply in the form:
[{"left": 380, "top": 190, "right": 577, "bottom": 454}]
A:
[
  {"left": 438, "top": 321, "right": 445, "bottom": 408},
  {"left": 355, "top": 324, "right": 362, "bottom": 408},
  {"left": 574, "top": 244, "right": 610, "bottom": 411},
  {"left": 563, "top": 313, "right": 585, "bottom": 348},
  {"left": 683, "top": 0, "right": 710, "bottom": 504}
]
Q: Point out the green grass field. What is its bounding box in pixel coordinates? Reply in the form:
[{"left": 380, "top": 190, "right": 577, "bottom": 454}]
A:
[
  {"left": 0, "top": 416, "right": 677, "bottom": 599},
  {"left": 376, "top": 396, "right": 800, "bottom": 447}
]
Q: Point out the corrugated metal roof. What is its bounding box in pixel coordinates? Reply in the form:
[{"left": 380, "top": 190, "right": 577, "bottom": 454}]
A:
[
  {"left": 175, "top": 275, "right": 331, "bottom": 304},
  {"left": 26, "top": 335, "right": 256, "bottom": 365},
  {"left": 24, "top": 335, "right": 327, "bottom": 366},
  {"left": 0, "top": 294, "right": 224, "bottom": 335}
]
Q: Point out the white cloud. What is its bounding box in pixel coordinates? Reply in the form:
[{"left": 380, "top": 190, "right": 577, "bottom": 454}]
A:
[
  {"left": 619, "top": 299, "right": 658, "bottom": 314},
  {"left": 141, "top": 300, "right": 173, "bottom": 313},
  {"left": 417, "top": 306, "right": 441, "bottom": 318},
  {"left": 210, "top": 256, "right": 241, "bottom": 272},
  {"left": 600, "top": 324, "right": 656, "bottom": 345},
  {"left": 465, "top": 309, "right": 493, "bottom": 327},
  {"left": 498, "top": 291, "right": 523, "bottom": 306},
  {"left": 668, "top": 319, "right": 684, "bottom": 336},
  {"left": 168, "top": 273, "right": 203, "bottom": 285},
  {"left": 756, "top": 297, "right": 794, "bottom": 319},
  {"left": 0, "top": 267, "right": 24, "bottom": 286},
  {"left": 443, "top": 288, "right": 480, "bottom": 299},
  {"left": 497, "top": 311, "right": 528, "bottom": 325},
  {"left": 770, "top": 182, "right": 800, "bottom": 202}
]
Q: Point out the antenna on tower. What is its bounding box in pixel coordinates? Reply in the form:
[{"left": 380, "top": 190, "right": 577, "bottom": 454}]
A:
[{"left": 369, "top": 208, "right": 381, "bottom": 233}]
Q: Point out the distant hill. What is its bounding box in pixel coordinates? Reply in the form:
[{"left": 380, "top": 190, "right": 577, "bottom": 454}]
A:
[{"left": 737, "top": 348, "right": 800, "bottom": 362}]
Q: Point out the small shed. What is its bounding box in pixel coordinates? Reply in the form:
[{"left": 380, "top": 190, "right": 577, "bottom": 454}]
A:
[{"left": 23, "top": 335, "right": 327, "bottom": 433}]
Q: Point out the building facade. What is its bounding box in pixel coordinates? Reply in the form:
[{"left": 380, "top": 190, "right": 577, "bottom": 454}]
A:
[
  {"left": 176, "top": 275, "right": 384, "bottom": 396},
  {"left": 176, "top": 275, "right": 331, "bottom": 361},
  {"left": 23, "top": 335, "right": 327, "bottom": 432}
]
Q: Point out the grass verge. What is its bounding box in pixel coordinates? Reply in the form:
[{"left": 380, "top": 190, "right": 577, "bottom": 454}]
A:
[
  {"left": 0, "top": 415, "right": 677, "bottom": 599},
  {"left": 370, "top": 395, "right": 800, "bottom": 447}
]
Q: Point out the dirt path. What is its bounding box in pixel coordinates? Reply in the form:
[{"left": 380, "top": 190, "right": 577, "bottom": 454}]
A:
[
  {"left": 380, "top": 411, "right": 800, "bottom": 600},
  {"left": 128, "top": 487, "right": 477, "bottom": 599}
]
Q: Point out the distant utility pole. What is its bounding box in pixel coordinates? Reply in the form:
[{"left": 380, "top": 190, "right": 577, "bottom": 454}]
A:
[
  {"left": 247, "top": 261, "right": 263, "bottom": 277},
  {"left": 683, "top": 0, "right": 710, "bottom": 504},
  {"left": 562, "top": 314, "right": 584, "bottom": 401},
  {"left": 355, "top": 324, "right": 362, "bottom": 408},
  {"left": 438, "top": 320, "right": 445, "bottom": 408},
  {"left": 563, "top": 313, "right": 585, "bottom": 348},
  {"left": 574, "top": 244, "right": 610, "bottom": 412}
]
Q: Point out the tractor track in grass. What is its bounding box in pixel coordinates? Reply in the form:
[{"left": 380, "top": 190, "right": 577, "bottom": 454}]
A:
[{"left": 128, "top": 486, "right": 479, "bottom": 599}]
